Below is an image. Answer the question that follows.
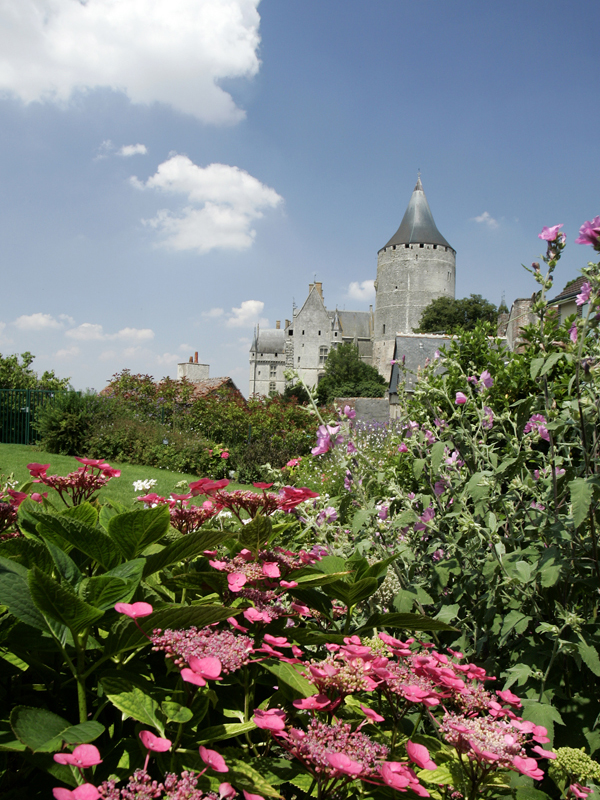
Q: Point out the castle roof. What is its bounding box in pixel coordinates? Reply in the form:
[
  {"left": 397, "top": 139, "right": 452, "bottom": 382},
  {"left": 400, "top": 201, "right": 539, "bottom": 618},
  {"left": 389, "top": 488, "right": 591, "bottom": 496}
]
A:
[
  {"left": 330, "top": 310, "right": 372, "bottom": 339},
  {"left": 381, "top": 177, "right": 453, "bottom": 251},
  {"left": 251, "top": 328, "right": 286, "bottom": 354}
]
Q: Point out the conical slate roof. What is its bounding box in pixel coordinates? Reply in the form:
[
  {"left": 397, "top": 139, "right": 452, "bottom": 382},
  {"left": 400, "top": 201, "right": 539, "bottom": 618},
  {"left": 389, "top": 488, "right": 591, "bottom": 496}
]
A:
[{"left": 381, "top": 177, "right": 453, "bottom": 251}]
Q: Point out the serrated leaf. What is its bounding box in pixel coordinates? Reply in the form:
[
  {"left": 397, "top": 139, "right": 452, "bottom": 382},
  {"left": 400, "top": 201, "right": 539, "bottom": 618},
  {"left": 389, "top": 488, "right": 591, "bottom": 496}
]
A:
[
  {"left": 34, "top": 513, "right": 120, "bottom": 570},
  {"left": 313, "top": 555, "right": 347, "bottom": 575},
  {"left": 263, "top": 662, "right": 316, "bottom": 698},
  {"left": 161, "top": 702, "right": 193, "bottom": 724},
  {"left": 500, "top": 610, "right": 531, "bottom": 642},
  {"left": 227, "top": 758, "right": 281, "bottom": 797},
  {"left": 142, "top": 529, "right": 228, "bottom": 578},
  {"left": 530, "top": 357, "right": 545, "bottom": 380},
  {"left": 352, "top": 509, "right": 372, "bottom": 534},
  {"left": 539, "top": 351, "right": 564, "bottom": 377},
  {"left": 236, "top": 514, "right": 272, "bottom": 556},
  {"left": 0, "top": 537, "right": 53, "bottom": 572},
  {"left": 569, "top": 477, "right": 595, "bottom": 529},
  {"left": 357, "top": 611, "right": 457, "bottom": 633},
  {"left": 196, "top": 720, "right": 256, "bottom": 745},
  {"left": 413, "top": 458, "right": 426, "bottom": 479},
  {"left": 61, "top": 721, "right": 105, "bottom": 744},
  {"left": 577, "top": 639, "right": 600, "bottom": 677},
  {"left": 28, "top": 567, "right": 104, "bottom": 634},
  {"left": 10, "top": 705, "right": 69, "bottom": 752},
  {"left": 430, "top": 440, "right": 448, "bottom": 475},
  {"left": 60, "top": 502, "right": 98, "bottom": 528},
  {"left": 107, "top": 505, "right": 170, "bottom": 561},
  {"left": 78, "top": 575, "right": 133, "bottom": 611},
  {"left": 0, "top": 566, "right": 49, "bottom": 631},
  {"left": 45, "top": 539, "right": 82, "bottom": 587},
  {"left": 100, "top": 677, "right": 163, "bottom": 734}
]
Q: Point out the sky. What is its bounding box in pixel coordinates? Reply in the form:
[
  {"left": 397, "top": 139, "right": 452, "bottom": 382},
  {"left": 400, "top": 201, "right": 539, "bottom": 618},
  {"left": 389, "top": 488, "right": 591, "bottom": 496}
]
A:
[{"left": 0, "top": 0, "right": 598, "bottom": 394}]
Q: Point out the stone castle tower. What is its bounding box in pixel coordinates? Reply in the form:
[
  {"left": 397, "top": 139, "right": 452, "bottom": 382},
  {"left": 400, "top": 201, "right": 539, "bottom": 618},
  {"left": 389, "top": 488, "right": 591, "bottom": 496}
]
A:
[{"left": 372, "top": 177, "right": 456, "bottom": 378}]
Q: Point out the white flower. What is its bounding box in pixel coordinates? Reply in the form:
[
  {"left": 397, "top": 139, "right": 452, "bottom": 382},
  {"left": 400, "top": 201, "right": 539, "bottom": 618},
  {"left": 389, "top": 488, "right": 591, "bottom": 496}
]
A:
[{"left": 133, "top": 479, "right": 158, "bottom": 492}]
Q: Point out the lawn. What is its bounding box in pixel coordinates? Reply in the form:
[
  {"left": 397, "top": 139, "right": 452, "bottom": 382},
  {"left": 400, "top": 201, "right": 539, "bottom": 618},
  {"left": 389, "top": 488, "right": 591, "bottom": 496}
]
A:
[{"left": 0, "top": 443, "right": 250, "bottom": 508}]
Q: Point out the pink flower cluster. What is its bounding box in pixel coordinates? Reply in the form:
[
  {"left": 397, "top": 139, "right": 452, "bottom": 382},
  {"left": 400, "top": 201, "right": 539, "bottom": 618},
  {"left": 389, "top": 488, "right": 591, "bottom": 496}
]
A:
[
  {"left": 523, "top": 414, "right": 550, "bottom": 442},
  {"left": 151, "top": 626, "right": 253, "bottom": 673},
  {"left": 28, "top": 458, "right": 120, "bottom": 506},
  {"left": 136, "top": 491, "right": 218, "bottom": 534}
]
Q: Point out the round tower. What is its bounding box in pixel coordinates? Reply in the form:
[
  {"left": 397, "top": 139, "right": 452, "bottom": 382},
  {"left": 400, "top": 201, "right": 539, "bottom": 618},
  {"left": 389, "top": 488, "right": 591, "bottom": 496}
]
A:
[{"left": 372, "top": 177, "right": 456, "bottom": 378}]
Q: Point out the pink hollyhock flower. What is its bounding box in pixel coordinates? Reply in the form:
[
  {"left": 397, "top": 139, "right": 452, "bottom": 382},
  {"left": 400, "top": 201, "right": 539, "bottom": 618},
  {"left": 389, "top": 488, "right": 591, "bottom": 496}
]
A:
[
  {"left": 253, "top": 708, "right": 286, "bottom": 731},
  {"left": 347, "top": 440, "right": 357, "bottom": 455},
  {"left": 219, "top": 783, "right": 236, "bottom": 799},
  {"left": 54, "top": 744, "right": 102, "bottom": 768},
  {"left": 455, "top": 392, "right": 467, "bottom": 405},
  {"left": 406, "top": 741, "right": 437, "bottom": 770},
  {"left": 538, "top": 224, "right": 564, "bottom": 241},
  {"left": 360, "top": 704, "right": 385, "bottom": 723},
  {"left": 286, "top": 458, "right": 300, "bottom": 467},
  {"left": 114, "top": 602, "right": 153, "bottom": 619},
  {"left": 398, "top": 443, "right": 408, "bottom": 453},
  {"left": 575, "top": 216, "right": 600, "bottom": 247},
  {"left": 262, "top": 562, "right": 281, "bottom": 578},
  {"left": 27, "top": 462, "right": 50, "bottom": 477},
  {"left": 378, "top": 504, "right": 389, "bottom": 521},
  {"left": 576, "top": 282, "right": 592, "bottom": 306},
  {"left": 326, "top": 752, "right": 363, "bottom": 776},
  {"left": 293, "top": 694, "right": 331, "bottom": 710},
  {"left": 199, "top": 746, "right": 229, "bottom": 773},
  {"left": 221, "top": 452, "right": 229, "bottom": 459},
  {"left": 53, "top": 785, "right": 100, "bottom": 800},
  {"left": 227, "top": 573, "right": 248, "bottom": 592},
  {"left": 513, "top": 756, "right": 544, "bottom": 780},
  {"left": 569, "top": 322, "right": 578, "bottom": 343},
  {"left": 139, "top": 731, "right": 171, "bottom": 752},
  {"left": 480, "top": 369, "right": 493, "bottom": 388},
  {"left": 343, "top": 405, "right": 356, "bottom": 419}
]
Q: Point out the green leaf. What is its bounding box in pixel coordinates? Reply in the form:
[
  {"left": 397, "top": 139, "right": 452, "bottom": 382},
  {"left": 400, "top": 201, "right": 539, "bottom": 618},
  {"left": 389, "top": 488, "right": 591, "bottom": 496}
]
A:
[
  {"left": 61, "top": 502, "right": 98, "bottom": 528},
  {"left": 35, "top": 513, "right": 120, "bottom": 570},
  {"left": 577, "top": 639, "right": 600, "bottom": 677},
  {"left": 434, "top": 604, "right": 460, "bottom": 624},
  {"left": 195, "top": 720, "right": 256, "bottom": 746},
  {"left": 530, "top": 357, "right": 545, "bottom": 380},
  {"left": 161, "top": 702, "right": 193, "bottom": 724},
  {"left": 413, "top": 458, "right": 426, "bottom": 479},
  {"left": 352, "top": 509, "right": 372, "bottom": 534},
  {"left": 45, "top": 540, "right": 82, "bottom": 588},
  {"left": 0, "top": 537, "right": 53, "bottom": 573},
  {"left": 313, "top": 555, "right": 347, "bottom": 575},
  {"left": 291, "top": 571, "right": 351, "bottom": 587},
  {"left": 539, "top": 351, "right": 564, "bottom": 377},
  {"left": 226, "top": 758, "right": 281, "bottom": 798},
  {"left": 430, "top": 440, "right": 448, "bottom": 475},
  {"left": 10, "top": 706, "right": 69, "bottom": 752},
  {"left": 466, "top": 471, "right": 491, "bottom": 503},
  {"left": 107, "top": 505, "right": 171, "bottom": 560},
  {"left": 500, "top": 610, "right": 531, "bottom": 642},
  {"left": 0, "top": 561, "right": 48, "bottom": 630},
  {"left": 520, "top": 699, "right": 564, "bottom": 746},
  {"left": 28, "top": 566, "right": 104, "bottom": 634},
  {"left": 322, "top": 577, "right": 378, "bottom": 606},
  {"left": 100, "top": 676, "right": 163, "bottom": 734},
  {"left": 569, "top": 477, "right": 595, "bottom": 529},
  {"left": 263, "top": 662, "right": 316, "bottom": 698},
  {"left": 357, "top": 611, "right": 457, "bottom": 633},
  {"left": 142, "top": 530, "right": 228, "bottom": 578},
  {"left": 78, "top": 575, "right": 133, "bottom": 612},
  {"left": 516, "top": 788, "right": 552, "bottom": 800},
  {"left": 495, "top": 457, "right": 518, "bottom": 475},
  {"left": 61, "top": 721, "right": 105, "bottom": 744},
  {"left": 236, "top": 514, "right": 272, "bottom": 556}
]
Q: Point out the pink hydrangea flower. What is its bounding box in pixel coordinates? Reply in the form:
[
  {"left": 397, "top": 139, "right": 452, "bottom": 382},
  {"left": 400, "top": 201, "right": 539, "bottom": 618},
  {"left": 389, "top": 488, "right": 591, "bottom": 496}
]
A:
[
  {"left": 253, "top": 708, "right": 287, "bottom": 731},
  {"left": 406, "top": 741, "right": 437, "bottom": 770},
  {"left": 139, "top": 731, "right": 172, "bottom": 752},
  {"left": 114, "top": 602, "right": 153, "bottom": 619},
  {"left": 326, "top": 752, "right": 364, "bottom": 776},
  {"left": 53, "top": 785, "right": 100, "bottom": 800},
  {"left": 199, "top": 746, "right": 229, "bottom": 773},
  {"left": 54, "top": 744, "right": 102, "bottom": 768}
]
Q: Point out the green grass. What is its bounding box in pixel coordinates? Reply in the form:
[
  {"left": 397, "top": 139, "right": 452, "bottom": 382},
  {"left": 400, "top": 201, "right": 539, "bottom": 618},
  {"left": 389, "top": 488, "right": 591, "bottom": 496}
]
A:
[{"left": 0, "top": 443, "right": 250, "bottom": 508}]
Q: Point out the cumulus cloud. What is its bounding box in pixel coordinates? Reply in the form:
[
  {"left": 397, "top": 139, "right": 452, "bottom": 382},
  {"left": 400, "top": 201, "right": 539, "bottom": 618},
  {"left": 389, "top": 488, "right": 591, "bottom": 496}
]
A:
[
  {"left": 55, "top": 346, "right": 80, "bottom": 358},
  {"left": 0, "top": 0, "right": 261, "bottom": 124},
  {"left": 156, "top": 352, "right": 181, "bottom": 367},
  {"left": 66, "top": 323, "right": 105, "bottom": 341},
  {"left": 14, "top": 312, "right": 63, "bottom": 330},
  {"left": 203, "top": 307, "right": 225, "bottom": 318},
  {"left": 118, "top": 143, "right": 148, "bottom": 157},
  {"left": 471, "top": 211, "right": 499, "bottom": 229},
  {"left": 113, "top": 327, "right": 154, "bottom": 342},
  {"left": 134, "top": 156, "right": 283, "bottom": 253},
  {"left": 65, "top": 323, "right": 154, "bottom": 342},
  {"left": 347, "top": 280, "right": 376, "bottom": 302},
  {"left": 226, "top": 299, "right": 267, "bottom": 328}
]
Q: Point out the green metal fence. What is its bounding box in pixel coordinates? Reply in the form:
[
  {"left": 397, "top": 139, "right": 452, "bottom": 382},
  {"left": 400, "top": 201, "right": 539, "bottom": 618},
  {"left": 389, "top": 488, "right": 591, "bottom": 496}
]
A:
[{"left": 0, "top": 389, "right": 60, "bottom": 445}]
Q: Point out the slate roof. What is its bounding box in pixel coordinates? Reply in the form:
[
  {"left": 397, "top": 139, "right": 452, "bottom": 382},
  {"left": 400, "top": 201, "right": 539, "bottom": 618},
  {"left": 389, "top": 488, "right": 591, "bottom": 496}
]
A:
[
  {"left": 381, "top": 177, "right": 453, "bottom": 251},
  {"left": 547, "top": 276, "right": 587, "bottom": 304},
  {"left": 251, "top": 329, "right": 286, "bottom": 354},
  {"left": 330, "top": 310, "right": 373, "bottom": 339}
]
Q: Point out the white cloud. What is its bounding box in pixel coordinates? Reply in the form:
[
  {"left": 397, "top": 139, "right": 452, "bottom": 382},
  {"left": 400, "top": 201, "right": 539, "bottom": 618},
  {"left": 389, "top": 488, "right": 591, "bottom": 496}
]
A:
[
  {"left": 118, "top": 143, "right": 147, "bottom": 157},
  {"left": 226, "top": 299, "right": 266, "bottom": 328},
  {"left": 156, "top": 352, "right": 181, "bottom": 366},
  {"left": 114, "top": 327, "right": 154, "bottom": 342},
  {"left": 203, "top": 307, "right": 225, "bottom": 318},
  {"left": 55, "top": 346, "right": 80, "bottom": 358},
  {"left": 0, "top": 0, "right": 261, "bottom": 124},
  {"left": 135, "top": 156, "right": 283, "bottom": 253},
  {"left": 471, "top": 211, "right": 499, "bottom": 229},
  {"left": 347, "top": 280, "right": 376, "bottom": 302},
  {"left": 66, "top": 323, "right": 105, "bottom": 341},
  {"left": 59, "top": 313, "right": 75, "bottom": 325},
  {"left": 14, "top": 312, "right": 63, "bottom": 330},
  {"left": 99, "top": 350, "right": 117, "bottom": 362}
]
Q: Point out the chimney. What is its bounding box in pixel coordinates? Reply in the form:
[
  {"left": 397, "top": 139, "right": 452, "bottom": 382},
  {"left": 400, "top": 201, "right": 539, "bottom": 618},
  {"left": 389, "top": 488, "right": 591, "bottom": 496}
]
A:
[
  {"left": 315, "top": 282, "right": 323, "bottom": 298},
  {"left": 308, "top": 283, "right": 313, "bottom": 294},
  {"left": 285, "top": 319, "right": 290, "bottom": 328},
  {"left": 194, "top": 351, "right": 198, "bottom": 363},
  {"left": 189, "top": 356, "right": 193, "bottom": 363},
  {"left": 276, "top": 320, "right": 280, "bottom": 329}
]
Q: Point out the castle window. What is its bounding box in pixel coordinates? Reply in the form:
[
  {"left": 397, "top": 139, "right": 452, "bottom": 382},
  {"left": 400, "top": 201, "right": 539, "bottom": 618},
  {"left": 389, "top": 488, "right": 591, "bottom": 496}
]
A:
[
  {"left": 319, "top": 346, "right": 328, "bottom": 364},
  {"left": 258, "top": 371, "right": 261, "bottom": 375},
  {"left": 289, "top": 330, "right": 293, "bottom": 336},
  {"left": 302, "top": 330, "right": 305, "bottom": 335},
  {"left": 270, "top": 365, "right": 277, "bottom": 378},
  {"left": 433, "top": 244, "right": 437, "bottom": 249},
  {"left": 392, "top": 245, "right": 396, "bottom": 250},
  {"left": 269, "top": 382, "right": 276, "bottom": 393},
  {"left": 298, "top": 356, "right": 300, "bottom": 363},
  {"left": 383, "top": 324, "right": 386, "bottom": 334},
  {"left": 420, "top": 243, "right": 424, "bottom": 248},
  {"left": 318, "top": 330, "right": 321, "bottom": 336},
  {"left": 334, "top": 332, "right": 338, "bottom": 337},
  {"left": 405, "top": 244, "right": 409, "bottom": 248}
]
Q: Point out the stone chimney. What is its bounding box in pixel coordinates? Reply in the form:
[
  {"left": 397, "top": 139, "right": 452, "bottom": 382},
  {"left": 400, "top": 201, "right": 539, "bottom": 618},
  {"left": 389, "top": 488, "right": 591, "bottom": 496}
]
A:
[
  {"left": 315, "top": 282, "right": 323, "bottom": 299},
  {"left": 276, "top": 320, "right": 280, "bottom": 329},
  {"left": 177, "top": 356, "right": 210, "bottom": 382}
]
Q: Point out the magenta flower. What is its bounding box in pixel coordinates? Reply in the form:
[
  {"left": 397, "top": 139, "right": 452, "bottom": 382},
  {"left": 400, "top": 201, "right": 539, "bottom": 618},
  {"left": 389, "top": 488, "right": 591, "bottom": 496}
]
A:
[
  {"left": 380, "top": 762, "right": 414, "bottom": 791},
  {"left": 538, "top": 223, "right": 564, "bottom": 241},
  {"left": 574, "top": 216, "right": 600, "bottom": 247},
  {"left": 253, "top": 708, "right": 287, "bottom": 731},
  {"left": 569, "top": 322, "right": 578, "bottom": 343},
  {"left": 27, "top": 462, "right": 50, "bottom": 478},
  {"left": 114, "top": 602, "right": 153, "bottom": 619},
  {"left": 343, "top": 405, "right": 356, "bottom": 419},
  {"left": 139, "top": 731, "right": 171, "bottom": 752},
  {"left": 482, "top": 406, "right": 494, "bottom": 430},
  {"left": 326, "top": 752, "right": 364, "bottom": 776},
  {"left": 243, "top": 607, "right": 272, "bottom": 624},
  {"left": 53, "top": 785, "right": 100, "bottom": 800},
  {"left": 227, "top": 573, "right": 248, "bottom": 592},
  {"left": 54, "top": 744, "right": 102, "bottom": 769},
  {"left": 360, "top": 704, "right": 385, "bottom": 723},
  {"left": 199, "top": 746, "right": 229, "bottom": 773},
  {"left": 261, "top": 562, "right": 281, "bottom": 578},
  {"left": 569, "top": 784, "right": 593, "bottom": 798},
  {"left": 406, "top": 741, "right": 437, "bottom": 770},
  {"left": 398, "top": 443, "right": 408, "bottom": 453},
  {"left": 347, "top": 440, "right": 357, "bottom": 455},
  {"left": 455, "top": 392, "right": 467, "bottom": 405},
  {"left": 512, "top": 756, "right": 544, "bottom": 781},
  {"left": 480, "top": 369, "right": 493, "bottom": 388},
  {"left": 576, "top": 282, "right": 592, "bottom": 306},
  {"left": 293, "top": 694, "right": 331, "bottom": 710},
  {"left": 219, "top": 783, "right": 237, "bottom": 799}
]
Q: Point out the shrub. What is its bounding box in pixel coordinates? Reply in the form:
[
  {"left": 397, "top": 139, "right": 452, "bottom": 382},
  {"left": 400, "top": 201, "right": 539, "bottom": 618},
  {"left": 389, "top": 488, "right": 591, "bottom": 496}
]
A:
[{"left": 35, "top": 391, "right": 107, "bottom": 455}]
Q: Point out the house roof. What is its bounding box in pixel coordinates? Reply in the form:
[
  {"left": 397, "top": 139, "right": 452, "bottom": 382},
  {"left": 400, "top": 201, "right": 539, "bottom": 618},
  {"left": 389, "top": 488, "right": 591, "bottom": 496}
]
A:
[
  {"left": 547, "top": 275, "right": 587, "bottom": 304},
  {"left": 187, "top": 377, "right": 242, "bottom": 398},
  {"left": 381, "top": 177, "right": 453, "bottom": 252},
  {"left": 330, "top": 310, "right": 372, "bottom": 339},
  {"left": 251, "top": 328, "right": 286, "bottom": 353}
]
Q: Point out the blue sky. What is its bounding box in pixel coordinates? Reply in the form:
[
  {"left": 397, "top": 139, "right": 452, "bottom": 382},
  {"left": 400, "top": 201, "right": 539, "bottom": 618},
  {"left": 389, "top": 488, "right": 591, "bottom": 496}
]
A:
[{"left": 0, "top": 0, "right": 598, "bottom": 393}]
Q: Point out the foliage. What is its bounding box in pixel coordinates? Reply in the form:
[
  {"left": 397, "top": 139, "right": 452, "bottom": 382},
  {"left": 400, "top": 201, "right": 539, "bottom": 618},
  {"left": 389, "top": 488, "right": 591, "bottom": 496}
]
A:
[
  {"left": 0, "top": 351, "right": 70, "bottom": 391},
  {"left": 316, "top": 342, "right": 386, "bottom": 404},
  {"left": 35, "top": 392, "right": 106, "bottom": 456},
  {"left": 415, "top": 293, "right": 498, "bottom": 333}
]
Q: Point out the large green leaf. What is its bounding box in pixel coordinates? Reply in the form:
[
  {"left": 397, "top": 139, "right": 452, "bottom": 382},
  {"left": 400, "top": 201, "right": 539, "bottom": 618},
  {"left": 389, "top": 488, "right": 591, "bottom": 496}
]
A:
[
  {"left": 10, "top": 706, "right": 69, "bottom": 752},
  {"left": 499, "top": 610, "right": 531, "bottom": 643},
  {"left": 28, "top": 567, "right": 104, "bottom": 634},
  {"left": 142, "top": 529, "right": 228, "bottom": 578},
  {"left": 322, "top": 577, "right": 379, "bottom": 606},
  {"left": 356, "top": 611, "right": 457, "bottom": 633},
  {"left": 226, "top": 758, "right": 281, "bottom": 798},
  {"left": 290, "top": 571, "right": 351, "bottom": 587},
  {"left": 100, "top": 676, "right": 163, "bottom": 734},
  {"left": 0, "top": 560, "right": 48, "bottom": 630},
  {"left": 569, "top": 477, "right": 595, "bottom": 529},
  {"left": 237, "top": 514, "right": 272, "bottom": 556},
  {"left": 313, "top": 555, "right": 347, "bottom": 575},
  {"left": 60, "top": 502, "right": 98, "bottom": 528},
  {"left": 45, "top": 539, "right": 82, "bottom": 588},
  {"left": 195, "top": 720, "right": 256, "bottom": 745},
  {"left": 78, "top": 575, "right": 133, "bottom": 612},
  {"left": 107, "top": 505, "right": 171, "bottom": 560},
  {"left": 0, "top": 537, "right": 53, "bottom": 573},
  {"left": 577, "top": 639, "right": 600, "bottom": 677},
  {"left": 263, "top": 662, "right": 316, "bottom": 698},
  {"left": 34, "top": 513, "right": 120, "bottom": 570},
  {"left": 61, "top": 721, "right": 105, "bottom": 744}
]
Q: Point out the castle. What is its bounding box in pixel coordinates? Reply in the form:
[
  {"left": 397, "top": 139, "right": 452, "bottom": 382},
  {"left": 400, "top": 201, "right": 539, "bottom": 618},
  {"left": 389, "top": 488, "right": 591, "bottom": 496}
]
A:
[{"left": 249, "top": 177, "right": 456, "bottom": 396}]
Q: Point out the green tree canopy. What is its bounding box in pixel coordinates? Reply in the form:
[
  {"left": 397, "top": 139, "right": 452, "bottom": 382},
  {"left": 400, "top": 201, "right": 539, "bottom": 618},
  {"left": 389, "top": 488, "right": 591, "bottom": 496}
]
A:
[
  {"left": 415, "top": 294, "right": 498, "bottom": 334},
  {"left": 316, "top": 342, "right": 386, "bottom": 404},
  {"left": 0, "top": 351, "right": 70, "bottom": 390}
]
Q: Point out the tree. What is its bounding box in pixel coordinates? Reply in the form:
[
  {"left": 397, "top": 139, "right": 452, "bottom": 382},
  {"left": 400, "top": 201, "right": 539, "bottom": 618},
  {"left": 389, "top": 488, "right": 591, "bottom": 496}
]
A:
[
  {"left": 316, "top": 342, "right": 386, "bottom": 404},
  {"left": 415, "top": 294, "right": 498, "bottom": 334},
  {"left": 0, "top": 351, "right": 70, "bottom": 390}
]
